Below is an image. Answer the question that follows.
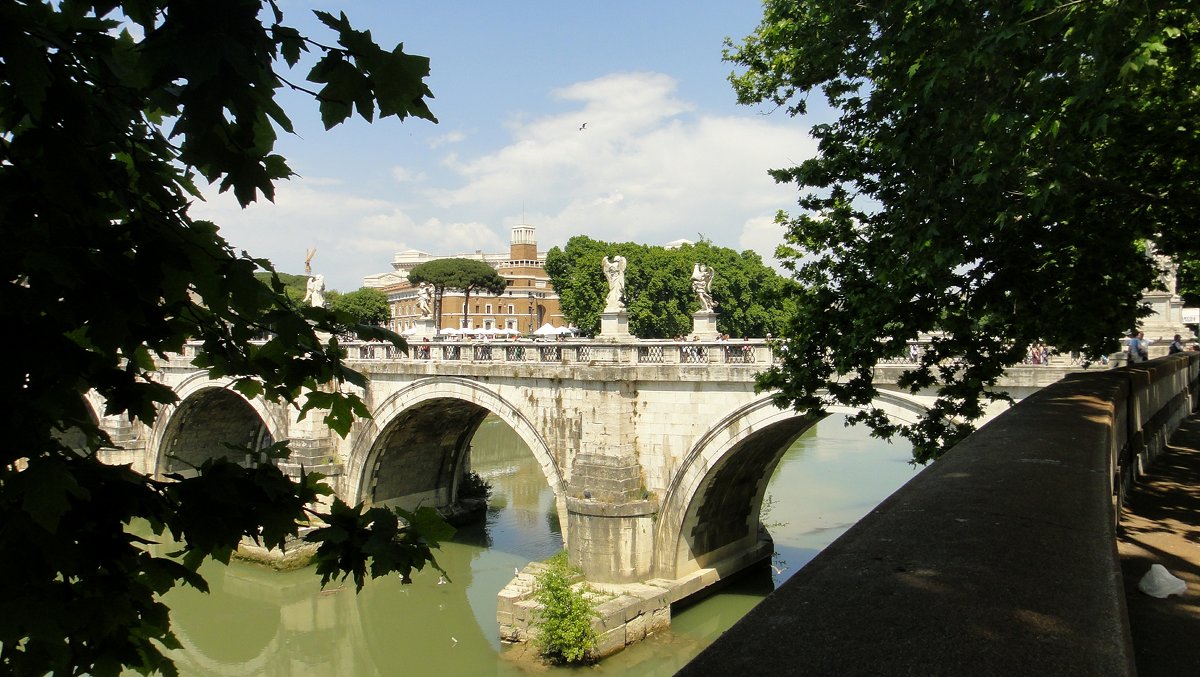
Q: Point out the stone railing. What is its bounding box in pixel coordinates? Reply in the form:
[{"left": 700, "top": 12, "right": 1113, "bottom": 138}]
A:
[
  {"left": 680, "top": 353, "right": 1199, "bottom": 676},
  {"left": 177, "top": 335, "right": 1110, "bottom": 371},
  {"left": 339, "top": 339, "right": 775, "bottom": 366}
]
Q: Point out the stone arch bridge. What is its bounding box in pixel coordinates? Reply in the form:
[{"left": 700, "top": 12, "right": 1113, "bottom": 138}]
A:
[{"left": 93, "top": 339, "right": 1068, "bottom": 592}]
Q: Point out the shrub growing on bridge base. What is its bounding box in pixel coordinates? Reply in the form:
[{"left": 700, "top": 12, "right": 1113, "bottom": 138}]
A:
[{"left": 533, "top": 551, "right": 598, "bottom": 663}]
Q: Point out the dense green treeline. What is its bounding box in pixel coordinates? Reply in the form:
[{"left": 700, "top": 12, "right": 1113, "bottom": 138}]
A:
[{"left": 545, "top": 236, "right": 795, "bottom": 339}]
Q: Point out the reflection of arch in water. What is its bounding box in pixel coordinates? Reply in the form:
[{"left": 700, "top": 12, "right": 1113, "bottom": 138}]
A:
[
  {"left": 166, "top": 563, "right": 374, "bottom": 675},
  {"left": 654, "top": 391, "right": 927, "bottom": 579},
  {"left": 146, "top": 375, "right": 282, "bottom": 477},
  {"left": 165, "top": 563, "right": 285, "bottom": 674},
  {"left": 345, "top": 377, "right": 567, "bottom": 537}
]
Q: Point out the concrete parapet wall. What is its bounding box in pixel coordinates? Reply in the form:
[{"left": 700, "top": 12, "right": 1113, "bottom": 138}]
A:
[{"left": 681, "top": 353, "right": 1199, "bottom": 676}]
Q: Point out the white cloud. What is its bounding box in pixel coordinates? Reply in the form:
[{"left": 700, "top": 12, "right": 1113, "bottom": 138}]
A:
[
  {"left": 430, "top": 71, "right": 815, "bottom": 260},
  {"left": 195, "top": 70, "right": 818, "bottom": 291},
  {"left": 191, "top": 180, "right": 422, "bottom": 291},
  {"left": 738, "top": 215, "right": 787, "bottom": 269},
  {"left": 391, "top": 166, "right": 425, "bottom": 183},
  {"left": 430, "top": 131, "right": 466, "bottom": 147}
]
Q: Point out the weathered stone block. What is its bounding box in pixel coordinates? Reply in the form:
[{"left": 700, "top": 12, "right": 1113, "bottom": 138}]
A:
[
  {"left": 626, "top": 612, "right": 648, "bottom": 642},
  {"left": 595, "top": 626, "right": 626, "bottom": 658},
  {"left": 514, "top": 599, "right": 538, "bottom": 623},
  {"left": 649, "top": 606, "right": 671, "bottom": 633}
]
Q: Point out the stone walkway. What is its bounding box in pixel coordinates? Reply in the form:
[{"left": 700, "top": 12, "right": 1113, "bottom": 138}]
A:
[{"left": 1117, "top": 414, "right": 1200, "bottom": 676}]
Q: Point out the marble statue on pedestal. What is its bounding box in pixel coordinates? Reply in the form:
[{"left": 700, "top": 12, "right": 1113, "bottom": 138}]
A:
[
  {"left": 692, "top": 263, "right": 715, "bottom": 312},
  {"left": 603, "top": 255, "right": 627, "bottom": 312},
  {"left": 417, "top": 282, "right": 432, "bottom": 317}
]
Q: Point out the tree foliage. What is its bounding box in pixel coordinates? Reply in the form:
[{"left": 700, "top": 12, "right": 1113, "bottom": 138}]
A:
[
  {"left": 1, "top": 2, "right": 444, "bottom": 674},
  {"left": 407, "top": 257, "right": 507, "bottom": 328},
  {"left": 545, "top": 236, "right": 794, "bottom": 338},
  {"left": 255, "top": 270, "right": 310, "bottom": 304},
  {"left": 330, "top": 287, "right": 391, "bottom": 326},
  {"left": 726, "top": 0, "right": 1200, "bottom": 462}
]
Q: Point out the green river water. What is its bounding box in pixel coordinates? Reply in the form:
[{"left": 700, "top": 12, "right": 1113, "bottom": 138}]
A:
[{"left": 157, "top": 415, "right": 917, "bottom": 676}]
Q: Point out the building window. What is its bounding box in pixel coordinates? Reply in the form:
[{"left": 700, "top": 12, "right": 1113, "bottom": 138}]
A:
[
  {"left": 485, "top": 303, "right": 492, "bottom": 315},
  {"left": 508, "top": 304, "right": 514, "bottom": 314}
]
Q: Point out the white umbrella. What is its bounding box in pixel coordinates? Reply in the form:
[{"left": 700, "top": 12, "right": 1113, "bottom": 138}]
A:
[
  {"left": 555, "top": 326, "right": 575, "bottom": 335},
  {"left": 533, "top": 323, "right": 559, "bottom": 336},
  {"left": 400, "top": 326, "right": 417, "bottom": 336},
  {"left": 439, "top": 328, "right": 461, "bottom": 336}
]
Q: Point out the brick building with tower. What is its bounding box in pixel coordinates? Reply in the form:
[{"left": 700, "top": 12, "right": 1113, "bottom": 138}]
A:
[{"left": 363, "top": 225, "right": 563, "bottom": 334}]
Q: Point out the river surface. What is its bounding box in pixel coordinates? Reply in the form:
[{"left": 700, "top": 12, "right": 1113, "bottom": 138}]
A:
[{"left": 158, "top": 415, "right": 918, "bottom": 675}]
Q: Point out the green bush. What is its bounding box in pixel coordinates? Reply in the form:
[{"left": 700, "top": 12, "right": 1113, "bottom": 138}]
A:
[
  {"left": 458, "top": 471, "right": 492, "bottom": 501},
  {"left": 533, "top": 551, "right": 597, "bottom": 663}
]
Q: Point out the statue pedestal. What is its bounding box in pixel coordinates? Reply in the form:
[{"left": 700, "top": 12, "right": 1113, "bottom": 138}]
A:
[
  {"left": 692, "top": 311, "right": 719, "bottom": 340},
  {"left": 412, "top": 317, "right": 438, "bottom": 339},
  {"left": 1141, "top": 290, "right": 1195, "bottom": 340},
  {"left": 599, "top": 311, "right": 633, "bottom": 341}
]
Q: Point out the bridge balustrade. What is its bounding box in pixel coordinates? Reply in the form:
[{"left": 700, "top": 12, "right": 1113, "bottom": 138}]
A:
[
  {"left": 723, "top": 344, "right": 754, "bottom": 364},
  {"left": 638, "top": 345, "right": 665, "bottom": 363},
  {"left": 172, "top": 339, "right": 780, "bottom": 368}
]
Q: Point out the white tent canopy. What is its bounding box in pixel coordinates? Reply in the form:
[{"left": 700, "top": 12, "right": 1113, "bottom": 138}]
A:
[{"left": 532, "top": 323, "right": 559, "bottom": 336}]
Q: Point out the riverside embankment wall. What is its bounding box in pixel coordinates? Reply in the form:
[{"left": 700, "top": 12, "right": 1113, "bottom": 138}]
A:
[{"left": 681, "top": 353, "right": 1199, "bottom": 676}]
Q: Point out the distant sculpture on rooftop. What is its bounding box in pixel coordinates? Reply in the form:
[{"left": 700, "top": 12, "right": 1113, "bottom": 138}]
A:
[
  {"left": 692, "top": 263, "right": 715, "bottom": 312},
  {"left": 602, "top": 255, "right": 627, "bottom": 312}
]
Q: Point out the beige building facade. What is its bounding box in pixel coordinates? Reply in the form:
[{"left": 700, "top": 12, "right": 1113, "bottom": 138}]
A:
[{"left": 363, "top": 225, "right": 564, "bottom": 334}]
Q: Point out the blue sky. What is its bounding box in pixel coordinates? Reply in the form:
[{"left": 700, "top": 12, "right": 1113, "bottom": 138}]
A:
[{"left": 191, "top": 1, "right": 824, "bottom": 291}]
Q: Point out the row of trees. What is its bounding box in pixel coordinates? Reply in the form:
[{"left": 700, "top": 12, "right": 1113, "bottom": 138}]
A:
[{"left": 546, "top": 236, "right": 795, "bottom": 339}]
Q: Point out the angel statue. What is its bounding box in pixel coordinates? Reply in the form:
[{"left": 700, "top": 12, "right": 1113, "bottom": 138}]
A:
[
  {"left": 602, "top": 255, "right": 627, "bottom": 312},
  {"left": 416, "top": 282, "right": 433, "bottom": 318},
  {"left": 302, "top": 248, "right": 325, "bottom": 307},
  {"left": 303, "top": 274, "right": 326, "bottom": 308},
  {"left": 692, "top": 263, "right": 715, "bottom": 312}
]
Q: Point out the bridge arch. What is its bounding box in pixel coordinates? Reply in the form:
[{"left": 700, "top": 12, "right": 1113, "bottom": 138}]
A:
[
  {"left": 344, "top": 377, "right": 567, "bottom": 523},
  {"left": 654, "top": 390, "right": 928, "bottom": 579},
  {"left": 146, "top": 374, "right": 286, "bottom": 478}
]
